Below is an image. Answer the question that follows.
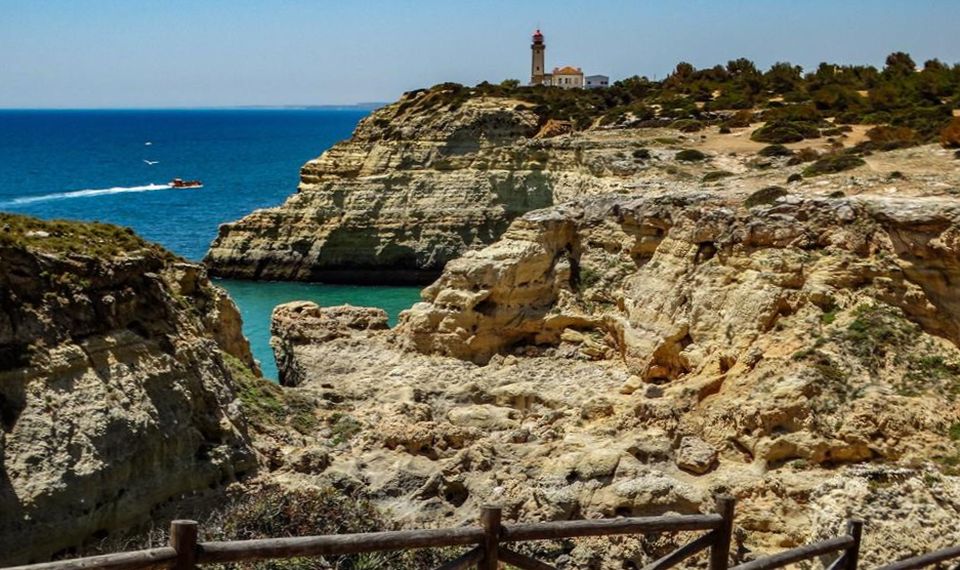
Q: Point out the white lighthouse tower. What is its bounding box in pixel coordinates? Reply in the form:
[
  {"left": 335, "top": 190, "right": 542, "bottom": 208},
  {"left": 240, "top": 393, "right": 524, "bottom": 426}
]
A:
[{"left": 530, "top": 29, "right": 546, "bottom": 85}]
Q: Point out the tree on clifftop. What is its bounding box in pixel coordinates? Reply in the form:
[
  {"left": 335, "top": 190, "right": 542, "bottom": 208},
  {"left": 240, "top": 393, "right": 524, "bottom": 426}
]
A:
[{"left": 884, "top": 52, "right": 917, "bottom": 77}]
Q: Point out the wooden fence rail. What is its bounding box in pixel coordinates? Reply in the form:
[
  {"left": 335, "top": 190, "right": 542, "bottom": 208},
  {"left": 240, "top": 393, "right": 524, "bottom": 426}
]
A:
[
  {"left": 875, "top": 545, "right": 960, "bottom": 570},
  {"left": 2, "top": 497, "right": 732, "bottom": 570},
  {"left": 731, "top": 520, "right": 862, "bottom": 570},
  {"left": 2, "top": 495, "right": 958, "bottom": 570}
]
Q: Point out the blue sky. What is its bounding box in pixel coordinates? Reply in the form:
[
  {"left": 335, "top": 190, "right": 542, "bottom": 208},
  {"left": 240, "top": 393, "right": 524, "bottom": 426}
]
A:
[{"left": 2, "top": 0, "right": 960, "bottom": 108}]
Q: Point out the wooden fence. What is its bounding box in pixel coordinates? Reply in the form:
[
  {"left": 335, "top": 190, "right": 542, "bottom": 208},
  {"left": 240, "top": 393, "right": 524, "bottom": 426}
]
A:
[{"left": 1, "top": 496, "right": 957, "bottom": 570}]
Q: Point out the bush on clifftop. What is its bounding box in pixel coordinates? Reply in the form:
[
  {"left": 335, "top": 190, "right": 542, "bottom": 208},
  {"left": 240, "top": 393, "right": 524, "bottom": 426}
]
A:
[
  {"left": 0, "top": 213, "right": 166, "bottom": 259},
  {"left": 758, "top": 144, "right": 794, "bottom": 157},
  {"left": 676, "top": 149, "right": 708, "bottom": 162},
  {"left": 744, "top": 186, "right": 788, "bottom": 208},
  {"left": 397, "top": 51, "right": 960, "bottom": 141},
  {"left": 803, "top": 153, "right": 866, "bottom": 177},
  {"left": 750, "top": 120, "right": 821, "bottom": 143}
]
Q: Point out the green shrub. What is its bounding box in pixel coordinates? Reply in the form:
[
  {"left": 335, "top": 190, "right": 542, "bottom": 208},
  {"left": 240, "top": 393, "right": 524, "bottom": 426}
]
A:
[
  {"left": 632, "top": 148, "right": 651, "bottom": 159},
  {"left": 835, "top": 111, "right": 865, "bottom": 125},
  {"left": 821, "top": 127, "right": 847, "bottom": 137},
  {"left": 76, "top": 485, "right": 460, "bottom": 568},
  {"left": 707, "top": 91, "right": 755, "bottom": 110},
  {"left": 787, "top": 173, "right": 803, "bottom": 183},
  {"left": 744, "top": 186, "right": 788, "bottom": 208},
  {"left": 702, "top": 171, "right": 734, "bottom": 182},
  {"left": 393, "top": 54, "right": 956, "bottom": 145},
  {"left": 758, "top": 144, "right": 794, "bottom": 157},
  {"left": 224, "top": 355, "right": 319, "bottom": 435},
  {"left": 750, "top": 120, "right": 822, "bottom": 143},
  {"left": 787, "top": 147, "right": 820, "bottom": 165},
  {"left": 330, "top": 413, "right": 363, "bottom": 445},
  {"left": 763, "top": 103, "right": 823, "bottom": 123},
  {"left": 803, "top": 153, "right": 866, "bottom": 176},
  {"left": 598, "top": 109, "right": 627, "bottom": 126},
  {"left": 0, "top": 213, "right": 164, "bottom": 259},
  {"left": 672, "top": 119, "right": 705, "bottom": 133},
  {"left": 836, "top": 304, "right": 916, "bottom": 373},
  {"left": 676, "top": 149, "right": 707, "bottom": 162},
  {"left": 949, "top": 423, "right": 960, "bottom": 441}
]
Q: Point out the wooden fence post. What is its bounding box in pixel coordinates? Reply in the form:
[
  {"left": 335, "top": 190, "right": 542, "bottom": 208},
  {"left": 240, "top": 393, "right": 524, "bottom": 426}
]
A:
[
  {"left": 710, "top": 495, "right": 735, "bottom": 570},
  {"left": 170, "top": 520, "right": 198, "bottom": 570},
  {"left": 479, "top": 506, "right": 502, "bottom": 570},
  {"left": 845, "top": 519, "right": 863, "bottom": 570}
]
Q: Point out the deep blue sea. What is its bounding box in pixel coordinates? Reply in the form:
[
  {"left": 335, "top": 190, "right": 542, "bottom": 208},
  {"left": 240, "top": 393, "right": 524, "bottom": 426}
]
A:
[{"left": 0, "top": 109, "right": 421, "bottom": 379}]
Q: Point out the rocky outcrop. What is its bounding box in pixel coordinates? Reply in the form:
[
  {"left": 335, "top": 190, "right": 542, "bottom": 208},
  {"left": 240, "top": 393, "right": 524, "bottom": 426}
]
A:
[
  {"left": 271, "top": 302, "right": 389, "bottom": 386},
  {"left": 204, "top": 89, "right": 660, "bottom": 284},
  {"left": 269, "top": 192, "right": 960, "bottom": 567},
  {"left": 0, "top": 216, "right": 263, "bottom": 564},
  {"left": 206, "top": 70, "right": 960, "bottom": 289}
]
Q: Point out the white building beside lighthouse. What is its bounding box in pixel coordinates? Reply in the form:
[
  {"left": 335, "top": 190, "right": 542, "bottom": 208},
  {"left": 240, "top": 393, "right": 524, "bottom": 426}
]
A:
[{"left": 529, "top": 29, "right": 602, "bottom": 89}]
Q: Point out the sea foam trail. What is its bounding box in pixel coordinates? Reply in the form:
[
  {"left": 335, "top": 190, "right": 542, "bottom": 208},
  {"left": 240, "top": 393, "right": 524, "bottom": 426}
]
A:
[{"left": 2, "top": 183, "right": 173, "bottom": 206}]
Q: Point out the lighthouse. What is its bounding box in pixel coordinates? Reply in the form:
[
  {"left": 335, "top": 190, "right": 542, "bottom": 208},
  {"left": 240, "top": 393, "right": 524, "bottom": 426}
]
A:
[{"left": 530, "top": 29, "right": 546, "bottom": 85}]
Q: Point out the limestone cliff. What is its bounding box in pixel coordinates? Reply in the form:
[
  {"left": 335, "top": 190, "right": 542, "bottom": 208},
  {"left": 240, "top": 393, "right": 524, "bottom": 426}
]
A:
[
  {"left": 0, "top": 215, "right": 263, "bottom": 564},
  {"left": 205, "top": 80, "right": 960, "bottom": 287},
  {"left": 270, "top": 192, "right": 960, "bottom": 568},
  {"left": 204, "top": 89, "right": 637, "bottom": 284}
]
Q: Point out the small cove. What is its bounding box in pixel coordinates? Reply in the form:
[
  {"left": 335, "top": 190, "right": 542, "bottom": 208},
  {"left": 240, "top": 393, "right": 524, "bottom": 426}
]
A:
[
  {"left": 0, "top": 109, "right": 427, "bottom": 380},
  {"left": 217, "top": 279, "right": 422, "bottom": 380}
]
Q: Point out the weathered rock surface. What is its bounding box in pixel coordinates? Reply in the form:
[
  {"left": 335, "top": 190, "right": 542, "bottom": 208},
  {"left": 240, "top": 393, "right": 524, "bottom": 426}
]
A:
[
  {"left": 205, "top": 95, "right": 544, "bottom": 283},
  {"left": 206, "top": 79, "right": 960, "bottom": 288},
  {"left": 270, "top": 192, "right": 960, "bottom": 568},
  {"left": 204, "top": 91, "right": 697, "bottom": 284},
  {"left": 675, "top": 437, "right": 717, "bottom": 474},
  {"left": 0, "top": 216, "right": 264, "bottom": 564},
  {"left": 271, "top": 302, "right": 389, "bottom": 386}
]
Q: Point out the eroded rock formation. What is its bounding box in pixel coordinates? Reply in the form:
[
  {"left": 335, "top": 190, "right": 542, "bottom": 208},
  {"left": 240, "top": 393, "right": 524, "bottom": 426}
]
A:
[
  {"left": 270, "top": 192, "right": 960, "bottom": 568},
  {"left": 204, "top": 91, "right": 661, "bottom": 284},
  {"left": 0, "top": 216, "right": 263, "bottom": 564}
]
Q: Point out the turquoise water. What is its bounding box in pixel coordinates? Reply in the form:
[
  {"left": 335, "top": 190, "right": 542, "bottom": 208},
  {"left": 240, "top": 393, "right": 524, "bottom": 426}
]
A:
[
  {"left": 0, "top": 109, "right": 423, "bottom": 379},
  {"left": 218, "top": 279, "right": 421, "bottom": 380}
]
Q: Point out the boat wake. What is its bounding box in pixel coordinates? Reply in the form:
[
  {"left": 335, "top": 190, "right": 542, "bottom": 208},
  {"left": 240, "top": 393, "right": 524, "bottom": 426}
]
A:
[{"left": 1, "top": 183, "right": 173, "bottom": 206}]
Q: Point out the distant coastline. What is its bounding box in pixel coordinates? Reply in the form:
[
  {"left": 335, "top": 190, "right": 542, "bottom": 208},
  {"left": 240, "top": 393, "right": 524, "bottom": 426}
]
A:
[{"left": 0, "top": 103, "right": 388, "bottom": 111}]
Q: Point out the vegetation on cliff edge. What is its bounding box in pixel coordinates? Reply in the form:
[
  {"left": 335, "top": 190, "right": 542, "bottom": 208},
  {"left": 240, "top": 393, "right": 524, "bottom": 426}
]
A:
[
  {"left": 396, "top": 51, "right": 960, "bottom": 149},
  {"left": 0, "top": 213, "right": 169, "bottom": 258}
]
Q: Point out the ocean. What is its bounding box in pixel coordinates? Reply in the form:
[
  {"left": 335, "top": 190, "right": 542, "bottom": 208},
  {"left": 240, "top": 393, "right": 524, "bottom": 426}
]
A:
[{"left": 0, "top": 109, "right": 422, "bottom": 379}]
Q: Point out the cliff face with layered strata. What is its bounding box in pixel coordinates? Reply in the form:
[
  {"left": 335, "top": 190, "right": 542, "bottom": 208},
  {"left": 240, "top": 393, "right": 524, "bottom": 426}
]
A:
[
  {"left": 0, "top": 215, "right": 263, "bottom": 564},
  {"left": 205, "top": 80, "right": 960, "bottom": 288},
  {"left": 269, "top": 191, "right": 960, "bottom": 568},
  {"left": 204, "top": 91, "right": 645, "bottom": 284}
]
